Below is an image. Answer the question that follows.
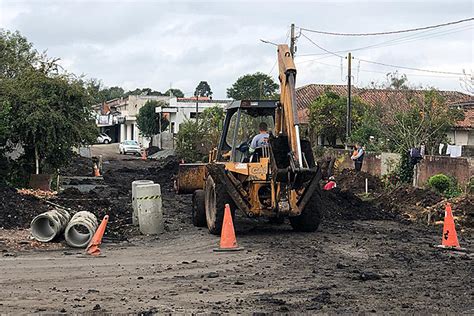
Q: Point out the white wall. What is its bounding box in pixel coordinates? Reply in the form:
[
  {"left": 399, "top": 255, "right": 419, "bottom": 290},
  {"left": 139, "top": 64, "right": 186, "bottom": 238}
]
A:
[{"left": 447, "top": 130, "right": 469, "bottom": 146}]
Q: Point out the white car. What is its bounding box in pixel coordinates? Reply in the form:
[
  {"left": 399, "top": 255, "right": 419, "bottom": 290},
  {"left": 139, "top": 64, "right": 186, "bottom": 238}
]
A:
[
  {"left": 97, "top": 133, "right": 112, "bottom": 144},
  {"left": 119, "top": 140, "right": 142, "bottom": 155}
]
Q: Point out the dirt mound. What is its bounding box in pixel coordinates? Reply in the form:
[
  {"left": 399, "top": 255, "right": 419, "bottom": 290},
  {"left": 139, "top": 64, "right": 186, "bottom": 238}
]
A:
[
  {"left": 321, "top": 188, "right": 397, "bottom": 221},
  {"left": 53, "top": 155, "right": 182, "bottom": 240},
  {"left": 335, "top": 169, "right": 384, "bottom": 194},
  {"left": 425, "top": 194, "right": 473, "bottom": 229},
  {"left": 60, "top": 155, "right": 94, "bottom": 176},
  {"left": 0, "top": 186, "right": 51, "bottom": 229}
]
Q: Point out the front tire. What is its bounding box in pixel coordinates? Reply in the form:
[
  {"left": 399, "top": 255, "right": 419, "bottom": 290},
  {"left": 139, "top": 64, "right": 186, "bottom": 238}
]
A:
[
  {"left": 104, "top": 139, "right": 110, "bottom": 144},
  {"left": 289, "top": 187, "right": 322, "bottom": 232},
  {"left": 204, "top": 175, "right": 234, "bottom": 235},
  {"left": 192, "top": 190, "right": 206, "bottom": 227}
]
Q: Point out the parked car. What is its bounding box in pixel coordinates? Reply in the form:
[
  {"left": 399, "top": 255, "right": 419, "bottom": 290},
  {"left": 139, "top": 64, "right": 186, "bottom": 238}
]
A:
[
  {"left": 97, "top": 133, "right": 112, "bottom": 144},
  {"left": 119, "top": 140, "right": 142, "bottom": 155}
]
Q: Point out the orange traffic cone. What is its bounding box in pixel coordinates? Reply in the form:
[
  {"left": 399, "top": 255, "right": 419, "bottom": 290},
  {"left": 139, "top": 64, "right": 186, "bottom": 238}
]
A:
[
  {"left": 86, "top": 215, "right": 109, "bottom": 256},
  {"left": 436, "top": 203, "right": 465, "bottom": 251},
  {"left": 141, "top": 150, "right": 147, "bottom": 160},
  {"left": 93, "top": 164, "right": 100, "bottom": 177},
  {"left": 214, "top": 204, "right": 243, "bottom": 252}
]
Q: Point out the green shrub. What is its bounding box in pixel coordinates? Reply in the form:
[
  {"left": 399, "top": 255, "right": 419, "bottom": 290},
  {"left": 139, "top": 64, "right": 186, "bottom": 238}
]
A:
[
  {"left": 469, "top": 177, "right": 474, "bottom": 194},
  {"left": 427, "top": 174, "right": 451, "bottom": 193},
  {"left": 427, "top": 174, "right": 461, "bottom": 198}
]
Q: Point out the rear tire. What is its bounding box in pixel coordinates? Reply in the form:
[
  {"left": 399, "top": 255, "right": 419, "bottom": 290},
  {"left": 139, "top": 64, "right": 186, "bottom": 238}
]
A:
[
  {"left": 104, "top": 139, "right": 110, "bottom": 144},
  {"left": 192, "top": 190, "right": 206, "bottom": 227},
  {"left": 290, "top": 187, "right": 322, "bottom": 232},
  {"left": 205, "top": 175, "right": 234, "bottom": 235}
]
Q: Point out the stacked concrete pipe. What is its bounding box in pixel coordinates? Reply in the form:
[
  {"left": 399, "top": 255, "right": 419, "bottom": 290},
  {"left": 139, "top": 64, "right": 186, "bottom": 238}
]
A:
[
  {"left": 132, "top": 180, "right": 154, "bottom": 225},
  {"left": 31, "top": 209, "right": 71, "bottom": 242},
  {"left": 64, "top": 211, "right": 99, "bottom": 248}
]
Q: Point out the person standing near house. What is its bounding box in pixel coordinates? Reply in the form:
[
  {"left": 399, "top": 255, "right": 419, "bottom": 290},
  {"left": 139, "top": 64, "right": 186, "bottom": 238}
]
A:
[{"left": 351, "top": 143, "right": 365, "bottom": 172}]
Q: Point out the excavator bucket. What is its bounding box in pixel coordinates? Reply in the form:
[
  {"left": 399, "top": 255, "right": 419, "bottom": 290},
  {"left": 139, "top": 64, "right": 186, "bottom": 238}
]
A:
[{"left": 175, "top": 163, "right": 208, "bottom": 194}]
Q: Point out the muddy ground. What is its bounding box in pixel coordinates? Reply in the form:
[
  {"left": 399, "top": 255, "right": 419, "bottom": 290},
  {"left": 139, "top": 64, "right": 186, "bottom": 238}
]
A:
[{"left": 0, "top": 144, "right": 473, "bottom": 314}]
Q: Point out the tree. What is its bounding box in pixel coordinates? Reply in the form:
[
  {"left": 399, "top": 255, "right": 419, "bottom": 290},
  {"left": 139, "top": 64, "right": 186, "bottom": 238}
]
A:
[
  {"left": 124, "top": 88, "right": 164, "bottom": 97},
  {"left": 195, "top": 81, "right": 212, "bottom": 97},
  {"left": 386, "top": 71, "right": 409, "bottom": 90},
  {"left": 378, "top": 89, "right": 463, "bottom": 183},
  {"left": 0, "top": 30, "right": 97, "bottom": 177},
  {"left": 176, "top": 106, "right": 224, "bottom": 162},
  {"left": 308, "top": 90, "right": 368, "bottom": 146},
  {"left": 226, "top": 72, "right": 279, "bottom": 100},
  {"left": 165, "top": 88, "right": 184, "bottom": 98},
  {"left": 136, "top": 100, "right": 169, "bottom": 141}
]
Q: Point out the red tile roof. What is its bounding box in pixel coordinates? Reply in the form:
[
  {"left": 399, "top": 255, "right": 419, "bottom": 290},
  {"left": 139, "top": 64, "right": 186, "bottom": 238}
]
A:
[{"left": 296, "top": 84, "right": 474, "bottom": 127}]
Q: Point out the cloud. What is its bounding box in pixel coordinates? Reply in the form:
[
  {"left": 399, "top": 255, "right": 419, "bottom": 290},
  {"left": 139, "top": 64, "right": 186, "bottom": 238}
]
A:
[{"left": 0, "top": 0, "right": 472, "bottom": 98}]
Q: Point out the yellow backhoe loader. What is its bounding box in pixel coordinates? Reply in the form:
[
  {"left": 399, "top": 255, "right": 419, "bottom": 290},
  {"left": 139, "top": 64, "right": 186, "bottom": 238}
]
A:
[{"left": 176, "top": 44, "right": 322, "bottom": 234}]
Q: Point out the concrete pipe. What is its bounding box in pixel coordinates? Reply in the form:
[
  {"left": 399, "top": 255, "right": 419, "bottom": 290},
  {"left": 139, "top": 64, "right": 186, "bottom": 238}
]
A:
[
  {"left": 136, "top": 183, "right": 163, "bottom": 235},
  {"left": 132, "top": 180, "right": 154, "bottom": 226},
  {"left": 64, "top": 211, "right": 99, "bottom": 248},
  {"left": 31, "top": 209, "right": 71, "bottom": 242}
]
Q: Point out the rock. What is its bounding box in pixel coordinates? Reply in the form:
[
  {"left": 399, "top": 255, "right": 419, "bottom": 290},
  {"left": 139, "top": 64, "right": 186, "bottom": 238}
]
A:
[
  {"left": 93, "top": 304, "right": 101, "bottom": 310},
  {"left": 207, "top": 272, "right": 219, "bottom": 278},
  {"left": 359, "top": 271, "right": 381, "bottom": 281}
]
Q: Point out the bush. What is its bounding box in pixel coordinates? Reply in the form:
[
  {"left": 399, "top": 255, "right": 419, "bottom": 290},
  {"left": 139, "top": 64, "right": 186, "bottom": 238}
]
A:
[
  {"left": 427, "top": 174, "right": 451, "bottom": 193},
  {"left": 427, "top": 173, "right": 461, "bottom": 198}
]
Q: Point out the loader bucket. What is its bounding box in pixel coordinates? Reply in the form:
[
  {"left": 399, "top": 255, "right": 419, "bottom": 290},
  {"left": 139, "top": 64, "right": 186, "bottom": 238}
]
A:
[{"left": 175, "top": 163, "right": 207, "bottom": 194}]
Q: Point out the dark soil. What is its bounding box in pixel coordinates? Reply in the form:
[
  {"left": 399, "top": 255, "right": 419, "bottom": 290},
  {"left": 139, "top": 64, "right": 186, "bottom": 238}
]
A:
[
  {"left": 377, "top": 185, "right": 443, "bottom": 210},
  {"left": 0, "top": 186, "right": 51, "bottom": 229},
  {"left": 60, "top": 155, "right": 94, "bottom": 176},
  {"left": 54, "top": 155, "right": 187, "bottom": 240},
  {"left": 321, "top": 188, "right": 399, "bottom": 221},
  {"left": 336, "top": 168, "right": 385, "bottom": 194}
]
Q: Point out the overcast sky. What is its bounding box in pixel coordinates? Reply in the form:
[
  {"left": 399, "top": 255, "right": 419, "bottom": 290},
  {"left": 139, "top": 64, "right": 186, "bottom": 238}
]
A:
[{"left": 1, "top": 0, "right": 472, "bottom": 98}]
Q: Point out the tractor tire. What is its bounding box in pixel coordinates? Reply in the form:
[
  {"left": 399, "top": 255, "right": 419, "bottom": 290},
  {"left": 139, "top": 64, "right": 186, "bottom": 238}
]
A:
[
  {"left": 289, "top": 187, "right": 322, "bottom": 232},
  {"left": 204, "top": 175, "right": 234, "bottom": 235},
  {"left": 192, "top": 190, "right": 206, "bottom": 227}
]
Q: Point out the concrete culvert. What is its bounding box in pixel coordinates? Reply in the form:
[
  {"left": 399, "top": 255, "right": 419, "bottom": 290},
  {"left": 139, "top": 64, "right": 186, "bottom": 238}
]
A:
[
  {"left": 31, "top": 209, "right": 71, "bottom": 242},
  {"left": 64, "top": 211, "right": 98, "bottom": 248}
]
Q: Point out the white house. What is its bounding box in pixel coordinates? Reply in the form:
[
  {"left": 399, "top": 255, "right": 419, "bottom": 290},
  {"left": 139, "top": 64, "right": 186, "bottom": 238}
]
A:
[
  {"left": 157, "top": 97, "right": 231, "bottom": 134},
  {"left": 94, "top": 95, "right": 170, "bottom": 144}
]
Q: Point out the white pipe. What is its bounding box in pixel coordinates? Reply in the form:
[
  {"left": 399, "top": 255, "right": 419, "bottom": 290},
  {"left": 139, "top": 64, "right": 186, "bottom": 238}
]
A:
[
  {"left": 365, "top": 178, "right": 368, "bottom": 194},
  {"left": 132, "top": 180, "right": 154, "bottom": 225},
  {"left": 136, "top": 183, "right": 163, "bottom": 235},
  {"left": 31, "top": 209, "right": 71, "bottom": 242}
]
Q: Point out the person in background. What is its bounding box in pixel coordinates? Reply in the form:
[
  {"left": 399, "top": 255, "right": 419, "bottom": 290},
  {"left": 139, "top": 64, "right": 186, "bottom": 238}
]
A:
[
  {"left": 323, "top": 176, "right": 337, "bottom": 190},
  {"left": 351, "top": 143, "right": 365, "bottom": 172},
  {"left": 249, "top": 122, "right": 269, "bottom": 153}
]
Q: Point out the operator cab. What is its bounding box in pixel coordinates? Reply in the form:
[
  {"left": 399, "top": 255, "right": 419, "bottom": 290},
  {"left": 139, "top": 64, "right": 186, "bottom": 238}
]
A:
[{"left": 217, "top": 100, "right": 277, "bottom": 163}]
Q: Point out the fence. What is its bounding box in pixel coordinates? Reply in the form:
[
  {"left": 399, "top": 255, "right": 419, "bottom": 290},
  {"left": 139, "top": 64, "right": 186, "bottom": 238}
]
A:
[{"left": 321, "top": 148, "right": 472, "bottom": 188}]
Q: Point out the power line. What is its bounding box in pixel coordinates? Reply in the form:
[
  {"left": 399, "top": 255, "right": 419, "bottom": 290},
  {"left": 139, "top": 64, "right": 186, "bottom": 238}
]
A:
[
  {"left": 300, "top": 32, "right": 344, "bottom": 58},
  {"left": 299, "top": 32, "right": 468, "bottom": 76},
  {"left": 297, "top": 24, "right": 473, "bottom": 57},
  {"left": 356, "top": 58, "right": 466, "bottom": 76},
  {"left": 299, "top": 17, "right": 474, "bottom": 36}
]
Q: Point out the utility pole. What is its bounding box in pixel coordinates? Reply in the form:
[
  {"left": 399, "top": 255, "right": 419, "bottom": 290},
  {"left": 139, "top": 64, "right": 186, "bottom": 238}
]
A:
[
  {"left": 195, "top": 94, "right": 199, "bottom": 124},
  {"left": 346, "top": 52, "right": 352, "bottom": 149},
  {"left": 290, "top": 23, "right": 295, "bottom": 57}
]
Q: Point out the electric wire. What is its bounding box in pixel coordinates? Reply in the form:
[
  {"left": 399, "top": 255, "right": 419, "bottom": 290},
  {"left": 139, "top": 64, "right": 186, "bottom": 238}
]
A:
[
  {"left": 299, "top": 17, "right": 473, "bottom": 36},
  {"left": 299, "top": 32, "right": 469, "bottom": 76}
]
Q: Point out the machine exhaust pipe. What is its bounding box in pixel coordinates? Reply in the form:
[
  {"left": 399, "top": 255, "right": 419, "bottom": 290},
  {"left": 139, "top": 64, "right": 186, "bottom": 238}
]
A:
[
  {"left": 31, "top": 209, "right": 71, "bottom": 242},
  {"left": 64, "top": 211, "right": 99, "bottom": 248}
]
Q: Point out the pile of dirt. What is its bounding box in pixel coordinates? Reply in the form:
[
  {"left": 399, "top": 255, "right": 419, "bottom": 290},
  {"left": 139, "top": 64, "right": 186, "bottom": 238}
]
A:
[
  {"left": 60, "top": 155, "right": 94, "bottom": 176},
  {"left": 54, "top": 155, "right": 183, "bottom": 240},
  {"left": 335, "top": 169, "right": 385, "bottom": 194},
  {"left": 146, "top": 146, "right": 161, "bottom": 156},
  {"left": 378, "top": 185, "right": 443, "bottom": 210},
  {"left": 321, "top": 188, "right": 398, "bottom": 221},
  {"left": 0, "top": 186, "right": 51, "bottom": 229},
  {"left": 425, "top": 194, "right": 473, "bottom": 229}
]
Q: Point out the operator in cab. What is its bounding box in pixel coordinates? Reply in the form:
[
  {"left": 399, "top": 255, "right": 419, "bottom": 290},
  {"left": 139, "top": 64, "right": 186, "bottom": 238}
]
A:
[{"left": 249, "top": 122, "right": 269, "bottom": 154}]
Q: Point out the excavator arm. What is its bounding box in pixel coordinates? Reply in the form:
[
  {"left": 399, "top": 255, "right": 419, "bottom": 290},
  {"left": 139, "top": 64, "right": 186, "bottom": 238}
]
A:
[{"left": 275, "top": 45, "right": 304, "bottom": 168}]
